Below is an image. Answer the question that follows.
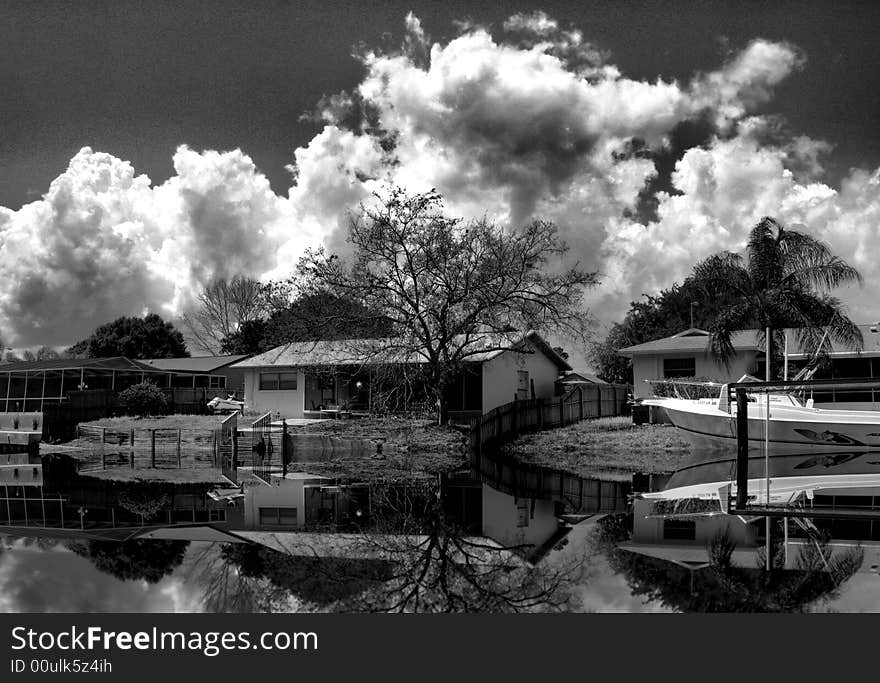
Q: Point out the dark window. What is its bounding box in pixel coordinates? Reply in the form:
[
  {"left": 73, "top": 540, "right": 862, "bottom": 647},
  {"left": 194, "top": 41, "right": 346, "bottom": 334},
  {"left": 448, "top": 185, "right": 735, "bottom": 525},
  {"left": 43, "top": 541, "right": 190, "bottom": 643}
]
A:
[
  {"left": 663, "top": 518, "right": 696, "bottom": 540},
  {"left": 259, "top": 507, "right": 297, "bottom": 525},
  {"left": 663, "top": 358, "right": 696, "bottom": 379},
  {"left": 209, "top": 375, "right": 226, "bottom": 389},
  {"left": 260, "top": 372, "right": 297, "bottom": 391}
]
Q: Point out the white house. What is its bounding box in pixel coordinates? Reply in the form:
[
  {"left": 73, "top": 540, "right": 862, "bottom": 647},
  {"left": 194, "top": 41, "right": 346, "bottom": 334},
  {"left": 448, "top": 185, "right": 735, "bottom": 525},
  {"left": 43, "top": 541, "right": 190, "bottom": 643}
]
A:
[
  {"left": 619, "top": 325, "right": 880, "bottom": 408},
  {"left": 229, "top": 331, "right": 572, "bottom": 419}
]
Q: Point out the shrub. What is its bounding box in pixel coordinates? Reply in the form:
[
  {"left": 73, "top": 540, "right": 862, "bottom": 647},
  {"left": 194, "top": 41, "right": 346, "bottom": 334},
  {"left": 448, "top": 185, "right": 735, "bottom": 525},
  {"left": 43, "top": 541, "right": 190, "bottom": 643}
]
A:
[
  {"left": 649, "top": 376, "right": 722, "bottom": 400},
  {"left": 118, "top": 382, "right": 168, "bottom": 417}
]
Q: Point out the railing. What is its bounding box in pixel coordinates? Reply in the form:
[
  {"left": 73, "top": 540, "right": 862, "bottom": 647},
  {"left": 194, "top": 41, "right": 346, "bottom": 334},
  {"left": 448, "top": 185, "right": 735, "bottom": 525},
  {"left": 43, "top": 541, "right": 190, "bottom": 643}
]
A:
[
  {"left": 468, "top": 383, "right": 629, "bottom": 456},
  {"left": 214, "top": 412, "right": 239, "bottom": 484}
]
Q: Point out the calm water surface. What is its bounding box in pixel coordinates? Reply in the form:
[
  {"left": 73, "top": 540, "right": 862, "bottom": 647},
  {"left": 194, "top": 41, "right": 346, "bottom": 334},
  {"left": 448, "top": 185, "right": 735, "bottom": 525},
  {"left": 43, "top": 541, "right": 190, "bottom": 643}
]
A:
[{"left": 1, "top": 447, "right": 878, "bottom": 612}]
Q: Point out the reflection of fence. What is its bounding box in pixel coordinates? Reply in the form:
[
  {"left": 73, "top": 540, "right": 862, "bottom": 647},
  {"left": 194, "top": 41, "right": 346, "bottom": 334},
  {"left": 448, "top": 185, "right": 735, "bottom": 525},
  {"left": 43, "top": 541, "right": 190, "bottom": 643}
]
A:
[
  {"left": 467, "top": 383, "right": 629, "bottom": 455},
  {"left": 250, "top": 412, "right": 276, "bottom": 484},
  {"left": 41, "top": 388, "right": 229, "bottom": 442},
  {"left": 475, "top": 452, "right": 631, "bottom": 514},
  {"left": 75, "top": 425, "right": 217, "bottom": 470},
  {"left": 214, "top": 412, "right": 238, "bottom": 484}
]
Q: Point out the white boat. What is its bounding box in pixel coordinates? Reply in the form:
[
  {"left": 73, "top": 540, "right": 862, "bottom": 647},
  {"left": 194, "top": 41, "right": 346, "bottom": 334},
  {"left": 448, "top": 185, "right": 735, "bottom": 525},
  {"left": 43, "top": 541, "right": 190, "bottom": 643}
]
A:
[
  {"left": 207, "top": 395, "right": 245, "bottom": 414},
  {"left": 643, "top": 381, "right": 880, "bottom": 454}
]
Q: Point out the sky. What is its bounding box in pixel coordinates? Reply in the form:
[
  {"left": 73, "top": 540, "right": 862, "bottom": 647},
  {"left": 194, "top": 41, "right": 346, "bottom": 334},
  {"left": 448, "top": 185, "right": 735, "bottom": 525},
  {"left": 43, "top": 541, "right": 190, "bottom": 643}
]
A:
[{"left": 2, "top": 0, "right": 880, "bottom": 353}]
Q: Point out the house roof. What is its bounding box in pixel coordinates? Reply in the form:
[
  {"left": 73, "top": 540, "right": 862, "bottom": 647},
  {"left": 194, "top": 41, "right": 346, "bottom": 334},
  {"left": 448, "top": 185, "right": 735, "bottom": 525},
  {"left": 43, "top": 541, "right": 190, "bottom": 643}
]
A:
[
  {"left": 557, "top": 370, "right": 606, "bottom": 384},
  {"left": 619, "top": 324, "right": 880, "bottom": 358},
  {"left": 618, "top": 329, "right": 759, "bottom": 357},
  {"left": 142, "top": 355, "right": 250, "bottom": 373},
  {"left": 0, "top": 356, "right": 166, "bottom": 374},
  {"left": 231, "top": 330, "right": 572, "bottom": 371}
]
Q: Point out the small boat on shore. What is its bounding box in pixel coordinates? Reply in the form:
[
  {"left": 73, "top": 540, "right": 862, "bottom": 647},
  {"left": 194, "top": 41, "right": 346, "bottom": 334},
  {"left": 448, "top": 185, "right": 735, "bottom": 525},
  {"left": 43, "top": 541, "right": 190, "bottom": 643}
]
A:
[{"left": 643, "top": 380, "right": 880, "bottom": 454}]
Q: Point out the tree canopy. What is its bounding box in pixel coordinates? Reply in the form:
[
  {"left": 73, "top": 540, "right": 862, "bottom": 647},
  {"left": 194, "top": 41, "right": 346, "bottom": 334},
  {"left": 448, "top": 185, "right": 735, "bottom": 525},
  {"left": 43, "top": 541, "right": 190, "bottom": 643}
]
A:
[
  {"left": 590, "top": 217, "right": 863, "bottom": 383},
  {"left": 699, "top": 217, "right": 863, "bottom": 375},
  {"left": 181, "top": 275, "right": 267, "bottom": 355},
  {"left": 68, "top": 313, "right": 189, "bottom": 359},
  {"left": 302, "top": 188, "right": 597, "bottom": 419}
]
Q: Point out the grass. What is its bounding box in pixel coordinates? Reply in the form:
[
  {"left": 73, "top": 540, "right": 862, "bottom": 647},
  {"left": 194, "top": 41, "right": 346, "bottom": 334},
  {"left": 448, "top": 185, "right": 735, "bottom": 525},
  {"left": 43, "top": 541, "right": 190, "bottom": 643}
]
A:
[
  {"left": 503, "top": 415, "right": 691, "bottom": 476},
  {"left": 78, "top": 414, "right": 225, "bottom": 430}
]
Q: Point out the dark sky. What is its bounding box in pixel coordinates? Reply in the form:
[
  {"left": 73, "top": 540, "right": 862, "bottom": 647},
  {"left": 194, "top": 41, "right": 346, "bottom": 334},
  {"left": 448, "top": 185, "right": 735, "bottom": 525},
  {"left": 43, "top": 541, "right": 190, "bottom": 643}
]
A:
[{"left": 2, "top": 0, "right": 879, "bottom": 209}]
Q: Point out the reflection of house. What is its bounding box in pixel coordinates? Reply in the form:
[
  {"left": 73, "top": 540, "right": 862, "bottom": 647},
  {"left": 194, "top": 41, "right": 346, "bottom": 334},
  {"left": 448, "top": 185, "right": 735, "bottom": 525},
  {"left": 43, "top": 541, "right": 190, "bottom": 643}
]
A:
[
  {"left": 233, "top": 472, "right": 369, "bottom": 530},
  {"left": 481, "top": 484, "right": 565, "bottom": 562},
  {"left": 231, "top": 331, "right": 571, "bottom": 419},
  {"left": 0, "top": 357, "right": 232, "bottom": 413},
  {"left": 623, "top": 495, "right": 880, "bottom": 570},
  {"left": 142, "top": 355, "right": 250, "bottom": 396},
  {"left": 620, "top": 325, "right": 880, "bottom": 408}
]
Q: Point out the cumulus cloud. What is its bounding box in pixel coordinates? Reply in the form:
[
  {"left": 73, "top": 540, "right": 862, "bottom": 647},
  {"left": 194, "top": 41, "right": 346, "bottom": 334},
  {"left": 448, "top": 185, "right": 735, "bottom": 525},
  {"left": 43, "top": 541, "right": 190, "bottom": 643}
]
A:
[
  {"left": 1, "top": 12, "right": 877, "bottom": 349},
  {"left": 0, "top": 146, "right": 328, "bottom": 346}
]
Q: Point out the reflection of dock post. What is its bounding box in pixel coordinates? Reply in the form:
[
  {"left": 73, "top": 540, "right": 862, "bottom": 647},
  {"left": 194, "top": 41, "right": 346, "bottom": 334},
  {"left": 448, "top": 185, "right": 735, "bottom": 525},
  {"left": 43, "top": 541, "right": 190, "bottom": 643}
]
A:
[
  {"left": 129, "top": 428, "right": 134, "bottom": 468},
  {"left": 176, "top": 428, "right": 182, "bottom": 468},
  {"left": 150, "top": 429, "right": 156, "bottom": 468}
]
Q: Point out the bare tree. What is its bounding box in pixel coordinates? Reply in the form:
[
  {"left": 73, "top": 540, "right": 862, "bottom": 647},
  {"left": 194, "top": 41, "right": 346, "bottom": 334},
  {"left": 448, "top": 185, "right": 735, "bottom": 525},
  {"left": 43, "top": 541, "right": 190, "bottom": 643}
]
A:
[
  {"left": 182, "top": 276, "right": 267, "bottom": 354},
  {"left": 302, "top": 188, "right": 598, "bottom": 421}
]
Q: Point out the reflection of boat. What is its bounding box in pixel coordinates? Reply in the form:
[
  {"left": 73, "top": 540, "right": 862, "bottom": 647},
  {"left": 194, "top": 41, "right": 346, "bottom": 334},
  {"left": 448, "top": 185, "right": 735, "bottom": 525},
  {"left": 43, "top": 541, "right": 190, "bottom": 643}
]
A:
[{"left": 643, "top": 381, "right": 880, "bottom": 454}]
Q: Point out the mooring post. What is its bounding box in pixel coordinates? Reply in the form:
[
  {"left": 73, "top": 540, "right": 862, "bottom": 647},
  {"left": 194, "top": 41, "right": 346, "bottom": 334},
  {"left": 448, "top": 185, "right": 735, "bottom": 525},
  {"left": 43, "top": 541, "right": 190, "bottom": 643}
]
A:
[
  {"left": 735, "top": 387, "right": 749, "bottom": 509},
  {"left": 176, "top": 428, "right": 182, "bottom": 468},
  {"left": 150, "top": 429, "right": 156, "bottom": 468}
]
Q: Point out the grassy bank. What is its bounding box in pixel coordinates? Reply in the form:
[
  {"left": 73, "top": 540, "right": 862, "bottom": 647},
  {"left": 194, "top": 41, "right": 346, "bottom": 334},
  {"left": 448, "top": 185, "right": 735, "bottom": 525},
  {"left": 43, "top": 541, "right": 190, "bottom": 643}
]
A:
[{"left": 503, "top": 416, "right": 691, "bottom": 476}]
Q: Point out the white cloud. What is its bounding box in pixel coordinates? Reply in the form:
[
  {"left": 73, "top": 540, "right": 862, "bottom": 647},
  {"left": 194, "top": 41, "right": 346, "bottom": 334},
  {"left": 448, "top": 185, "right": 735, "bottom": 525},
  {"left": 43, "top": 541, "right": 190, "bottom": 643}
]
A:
[{"left": 1, "top": 13, "right": 877, "bottom": 349}]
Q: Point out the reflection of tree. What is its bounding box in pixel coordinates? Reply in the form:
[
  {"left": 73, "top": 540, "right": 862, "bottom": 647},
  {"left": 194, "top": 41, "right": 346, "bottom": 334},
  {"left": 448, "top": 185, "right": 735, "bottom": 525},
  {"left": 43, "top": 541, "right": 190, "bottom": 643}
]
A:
[
  {"left": 189, "top": 482, "right": 586, "bottom": 613},
  {"left": 595, "top": 515, "right": 863, "bottom": 612},
  {"left": 68, "top": 539, "right": 189, "bottom": 584},
  {"left": 328, "top": 484, "right": 585, "bottom": 613},
  {"left": 117, "top": 489, "right": 171, "bottom": 524}
]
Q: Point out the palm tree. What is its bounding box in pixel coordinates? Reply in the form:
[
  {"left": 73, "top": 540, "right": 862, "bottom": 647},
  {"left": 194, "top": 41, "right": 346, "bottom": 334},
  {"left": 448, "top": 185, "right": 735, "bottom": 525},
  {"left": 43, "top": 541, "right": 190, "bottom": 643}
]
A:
[{"left": 693, "top": 217, "right": 864, "bottom": 377}]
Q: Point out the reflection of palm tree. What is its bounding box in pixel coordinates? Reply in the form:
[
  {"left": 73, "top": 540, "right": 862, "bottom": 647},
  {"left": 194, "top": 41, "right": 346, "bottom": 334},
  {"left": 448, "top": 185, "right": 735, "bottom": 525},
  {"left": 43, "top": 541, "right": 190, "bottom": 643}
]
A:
[
  {"left": 596, "top": 515, "right": 863, "bottom": 612},
  {"left": 694, "top": 217, "right": 862, "bottom": 374},
  {"left": 706, "top": 527, "right": 863, "bottom": 612}
]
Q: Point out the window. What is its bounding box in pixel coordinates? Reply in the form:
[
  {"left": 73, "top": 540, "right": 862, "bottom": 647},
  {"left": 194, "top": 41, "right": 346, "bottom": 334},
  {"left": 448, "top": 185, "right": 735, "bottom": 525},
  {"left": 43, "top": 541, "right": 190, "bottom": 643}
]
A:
[
  {"left": 662, "top": 518, "right": 696, "bottom": 540},
  {"left": 663, "top": 357, "right": 696, "bottom": 378},
  {"left": 209, "top": 375, "right": 226, "bottom": 389},
  {"left": 259, "top": 372, "right": 298, "bottom": 391},
  {"left": 259, "top": 507, "right": 298, "bottom": 525}
]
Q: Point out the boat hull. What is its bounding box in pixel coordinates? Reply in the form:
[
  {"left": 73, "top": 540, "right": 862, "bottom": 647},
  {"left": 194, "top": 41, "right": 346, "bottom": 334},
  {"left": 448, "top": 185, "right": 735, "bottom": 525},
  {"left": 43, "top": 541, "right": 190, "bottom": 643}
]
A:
[{"left": 653, "top": 399, "right": 880, "bottom": 454}]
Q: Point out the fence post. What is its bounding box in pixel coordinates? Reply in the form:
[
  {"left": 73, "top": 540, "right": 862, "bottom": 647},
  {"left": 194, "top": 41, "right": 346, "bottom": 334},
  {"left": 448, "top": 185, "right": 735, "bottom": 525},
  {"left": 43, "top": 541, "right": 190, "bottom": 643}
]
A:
[
  {"left": 281, "top": 419, "right": 288, "bottom": 477},
  {"left": 559, "top": 398, "right": 564, "bottom": 426},
  {"left": 176, "top": 429, "right": 182, "bottom": 468},
  {"left": 150, "top": 429, "right": 156, "bottom": 468},
  {"left": 597, "top": 387, "right": 603, "bottom": 418},
  {"left": 129, "top": 428, "right": 134, "bottom": 469},
  {"left": 579, "top": 387, "right": 584, "bottom": 421}
]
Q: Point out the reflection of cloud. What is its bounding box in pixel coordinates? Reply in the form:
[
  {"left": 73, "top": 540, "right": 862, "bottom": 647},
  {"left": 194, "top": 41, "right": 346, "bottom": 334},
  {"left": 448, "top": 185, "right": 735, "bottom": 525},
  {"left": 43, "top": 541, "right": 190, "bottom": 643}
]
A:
[{"left": 0, "top": 541, "right": 204, "bottom": 613}]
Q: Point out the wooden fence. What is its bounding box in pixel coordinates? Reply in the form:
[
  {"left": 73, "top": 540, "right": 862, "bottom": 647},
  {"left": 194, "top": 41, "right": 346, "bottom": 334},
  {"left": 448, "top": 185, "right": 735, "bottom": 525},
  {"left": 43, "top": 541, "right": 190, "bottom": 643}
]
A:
[
  {"left": 41, "top": 387, "right": 228, "bottom": 442},
  {"left": 468, "top": 383, "right": 629, "bottom": 456}
]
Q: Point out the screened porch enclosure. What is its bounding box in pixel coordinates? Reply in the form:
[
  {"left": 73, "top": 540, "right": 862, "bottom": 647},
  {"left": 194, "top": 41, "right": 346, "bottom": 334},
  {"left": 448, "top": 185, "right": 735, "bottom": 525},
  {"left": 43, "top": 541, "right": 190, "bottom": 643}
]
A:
[{"left": 0, "top": 357, "right": 224, "bottom": 413}]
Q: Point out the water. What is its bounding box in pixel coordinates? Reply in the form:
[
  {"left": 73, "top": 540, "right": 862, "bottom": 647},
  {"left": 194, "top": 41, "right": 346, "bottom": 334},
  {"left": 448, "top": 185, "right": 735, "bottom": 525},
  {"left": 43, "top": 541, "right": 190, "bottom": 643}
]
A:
[{"left": 1, "top": 447, "right": 879, "bottom": 612}]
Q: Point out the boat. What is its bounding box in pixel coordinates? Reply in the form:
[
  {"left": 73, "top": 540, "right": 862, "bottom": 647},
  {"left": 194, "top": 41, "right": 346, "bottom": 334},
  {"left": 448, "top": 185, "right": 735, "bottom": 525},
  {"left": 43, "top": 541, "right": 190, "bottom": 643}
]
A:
[
  {"left": 642, "top": 378, "right": 880, "bottom": 454},
  {"left": 207, "top": 395, "right": 245, "bottom": 414}
]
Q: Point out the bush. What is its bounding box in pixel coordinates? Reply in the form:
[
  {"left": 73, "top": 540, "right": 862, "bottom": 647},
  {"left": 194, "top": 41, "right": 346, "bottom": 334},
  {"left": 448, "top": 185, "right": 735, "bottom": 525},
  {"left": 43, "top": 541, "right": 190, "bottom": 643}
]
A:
[
  {"left": 649, "top": 376, "right": 722, "bottom": 400},
  {"left": 118, "top": 382, "right": 168, "bottom": 417}
]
